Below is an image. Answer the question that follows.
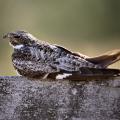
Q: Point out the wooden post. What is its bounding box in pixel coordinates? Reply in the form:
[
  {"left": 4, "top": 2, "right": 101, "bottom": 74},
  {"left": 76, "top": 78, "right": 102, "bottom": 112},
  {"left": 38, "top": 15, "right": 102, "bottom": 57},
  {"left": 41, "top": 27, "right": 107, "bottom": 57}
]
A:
[{"left": 0, "top": 76, "right": 120, "bottom": 120}]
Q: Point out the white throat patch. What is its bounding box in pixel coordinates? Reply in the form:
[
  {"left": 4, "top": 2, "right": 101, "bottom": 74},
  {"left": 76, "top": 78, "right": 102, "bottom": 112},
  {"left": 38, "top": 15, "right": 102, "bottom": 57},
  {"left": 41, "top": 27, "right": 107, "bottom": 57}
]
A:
[{"left": 14, "top": 45, "right": 24, "bottom": 49}]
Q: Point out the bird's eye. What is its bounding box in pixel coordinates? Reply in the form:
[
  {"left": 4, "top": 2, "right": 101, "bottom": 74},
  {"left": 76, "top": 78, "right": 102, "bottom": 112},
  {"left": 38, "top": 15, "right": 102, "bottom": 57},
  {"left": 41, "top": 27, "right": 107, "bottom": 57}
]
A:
[{"left": 14, "top": 35, "right": 20, "bottom": 38}]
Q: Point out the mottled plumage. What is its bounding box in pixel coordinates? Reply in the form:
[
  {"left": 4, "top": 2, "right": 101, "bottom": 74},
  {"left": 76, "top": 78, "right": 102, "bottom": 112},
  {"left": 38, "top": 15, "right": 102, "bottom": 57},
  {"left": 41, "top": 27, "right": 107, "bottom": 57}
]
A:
[{"left": 3, "top": 31, "right": 120, "bottom": 79}]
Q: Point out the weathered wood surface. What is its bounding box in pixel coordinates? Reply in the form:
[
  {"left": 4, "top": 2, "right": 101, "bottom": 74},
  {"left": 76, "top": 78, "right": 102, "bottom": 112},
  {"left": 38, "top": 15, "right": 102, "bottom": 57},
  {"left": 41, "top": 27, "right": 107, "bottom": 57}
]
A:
[{"left": 0, "top": 76, "right": 120, "bottom": 120}]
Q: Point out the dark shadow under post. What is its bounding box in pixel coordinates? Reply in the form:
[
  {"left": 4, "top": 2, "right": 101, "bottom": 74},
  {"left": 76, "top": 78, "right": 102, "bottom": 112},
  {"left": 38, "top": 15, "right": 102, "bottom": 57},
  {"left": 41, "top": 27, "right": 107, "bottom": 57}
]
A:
[{"left": 0, "top": 76, "right": 120, "bottom": 120}]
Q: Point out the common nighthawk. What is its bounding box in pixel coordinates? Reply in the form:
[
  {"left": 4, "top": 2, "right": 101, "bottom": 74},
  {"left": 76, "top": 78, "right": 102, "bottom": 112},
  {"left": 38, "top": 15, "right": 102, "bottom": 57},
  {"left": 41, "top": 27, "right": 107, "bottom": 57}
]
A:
[{"left": 3, "top": 31, "right": 120, "bottom": 79}]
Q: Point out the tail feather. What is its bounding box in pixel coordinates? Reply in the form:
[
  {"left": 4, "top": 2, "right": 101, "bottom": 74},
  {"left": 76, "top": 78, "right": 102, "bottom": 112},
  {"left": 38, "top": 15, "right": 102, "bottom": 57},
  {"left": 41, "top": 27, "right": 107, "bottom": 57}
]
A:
[
  {"left": 47, "top": 68, "right": 120, "bottom": 80},
  {"left": 86, "top": 49, "right": 120, "bottom": 68},
  {"left": 80, "top": 68, "right": 120, "bottom": 76}
]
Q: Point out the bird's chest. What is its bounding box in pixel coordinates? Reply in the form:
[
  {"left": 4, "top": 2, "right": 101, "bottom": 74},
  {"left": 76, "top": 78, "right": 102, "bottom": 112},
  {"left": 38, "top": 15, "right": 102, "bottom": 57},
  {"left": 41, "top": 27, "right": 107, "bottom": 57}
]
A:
[
  {"left": 12, "top": 47, "right": 32, "bottom": 61},
  {"left": 12, "top": 46, "right": 59, "bottom": 64}
]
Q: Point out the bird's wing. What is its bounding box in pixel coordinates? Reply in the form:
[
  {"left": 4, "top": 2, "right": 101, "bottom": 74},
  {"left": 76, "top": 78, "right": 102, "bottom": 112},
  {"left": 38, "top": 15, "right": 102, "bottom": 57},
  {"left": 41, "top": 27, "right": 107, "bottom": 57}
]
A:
[
  {"left": 51, "top": 45, "right": 96, "bottom": 72},
  {"left": 55, "top": 45, "right": 90, "bottom": 58},
  {"left": 54, "top": 45, "right": 73, "bottom": 54},
  {"left": 14, "top": 44, "right": 96, "bottom": 74},
  {"left": 53, "top": 54, "right": 96, "bottom": 72}
]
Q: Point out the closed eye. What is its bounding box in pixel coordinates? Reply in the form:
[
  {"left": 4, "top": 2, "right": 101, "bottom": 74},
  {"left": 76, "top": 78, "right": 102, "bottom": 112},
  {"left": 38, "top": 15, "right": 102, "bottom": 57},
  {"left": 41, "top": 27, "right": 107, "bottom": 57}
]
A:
[{"left": 14, "top": 35, "right": 20, "bottom": 38}]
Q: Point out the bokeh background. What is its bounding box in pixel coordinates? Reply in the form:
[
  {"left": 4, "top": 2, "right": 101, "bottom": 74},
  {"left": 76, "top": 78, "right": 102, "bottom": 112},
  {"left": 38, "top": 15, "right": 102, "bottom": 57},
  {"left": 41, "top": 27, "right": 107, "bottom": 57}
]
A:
[{"left": 0, "top": 0, "right": 120, "bottom": 75}]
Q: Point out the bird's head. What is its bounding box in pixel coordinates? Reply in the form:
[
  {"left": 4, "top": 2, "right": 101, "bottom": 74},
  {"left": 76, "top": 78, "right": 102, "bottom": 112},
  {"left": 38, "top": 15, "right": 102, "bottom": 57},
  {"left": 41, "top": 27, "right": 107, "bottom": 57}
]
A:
[{"left": 3, "top": 30, "right": 37, "bottom": 48}]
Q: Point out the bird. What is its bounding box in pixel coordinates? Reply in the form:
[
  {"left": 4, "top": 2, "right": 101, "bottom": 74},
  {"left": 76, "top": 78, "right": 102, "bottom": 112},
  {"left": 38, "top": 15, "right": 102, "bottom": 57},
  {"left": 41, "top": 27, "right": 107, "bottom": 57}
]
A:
[{"left": 3, "top": 30, "right": 120, "bottom": 80}]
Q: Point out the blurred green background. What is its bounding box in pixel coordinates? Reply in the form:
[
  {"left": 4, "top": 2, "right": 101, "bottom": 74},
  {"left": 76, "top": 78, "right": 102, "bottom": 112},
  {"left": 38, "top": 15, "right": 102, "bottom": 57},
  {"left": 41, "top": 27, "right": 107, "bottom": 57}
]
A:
[{"left": 0, "top": 0, "right": 120, "bottom": 75}]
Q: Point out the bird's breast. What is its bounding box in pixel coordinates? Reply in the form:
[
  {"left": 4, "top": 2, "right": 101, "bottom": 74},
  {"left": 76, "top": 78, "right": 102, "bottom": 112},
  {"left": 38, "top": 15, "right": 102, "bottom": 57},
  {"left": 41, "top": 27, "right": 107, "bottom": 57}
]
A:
[{"left": 12, "top": 46, "right": 32, "bottom": 60}]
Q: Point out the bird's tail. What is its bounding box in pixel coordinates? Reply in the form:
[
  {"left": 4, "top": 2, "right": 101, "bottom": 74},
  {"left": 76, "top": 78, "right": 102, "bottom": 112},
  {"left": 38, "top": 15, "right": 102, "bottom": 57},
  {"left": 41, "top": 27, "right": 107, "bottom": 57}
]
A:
[
  {"left": 47, "top": 68, "right": 120, "bottom": 80},
  {"left": 85, "top": 49, "right": 120, "bottom": 68},
  {"left": 80, "top": 68, "right": 120, "bottom": 76}
]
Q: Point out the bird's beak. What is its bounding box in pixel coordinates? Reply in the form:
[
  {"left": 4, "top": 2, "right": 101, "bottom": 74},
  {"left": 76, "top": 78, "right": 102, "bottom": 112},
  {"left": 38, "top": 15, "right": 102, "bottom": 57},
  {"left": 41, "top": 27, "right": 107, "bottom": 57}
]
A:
[
  {"left": 3, "top": 32, "right": 12, "bottom": 39},
  {"left": 3, "top": 32, "right": 20, "bottom": 40},
  {"left": 3, "top": 33, "right": 8, "bottom": 39}
]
